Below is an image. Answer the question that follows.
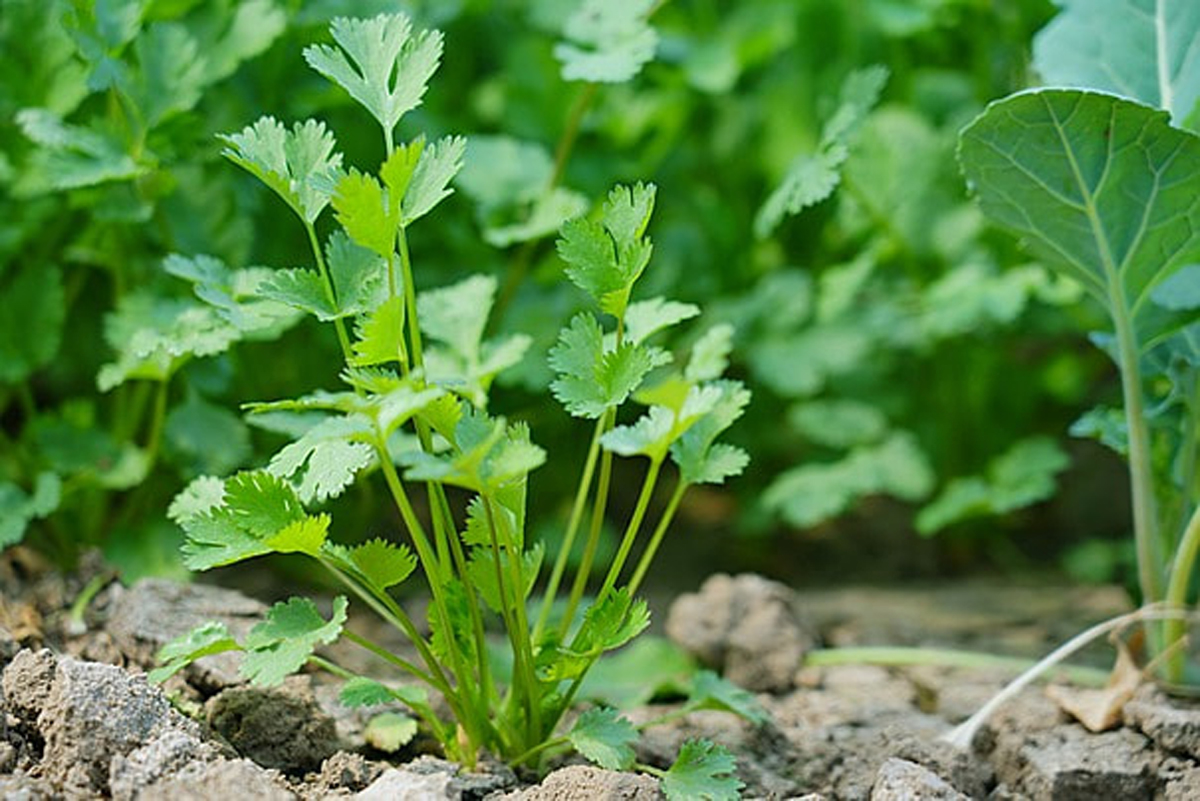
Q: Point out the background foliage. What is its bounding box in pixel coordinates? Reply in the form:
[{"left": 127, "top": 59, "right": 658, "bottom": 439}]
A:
[{"left": 1, "top": 0, "right": 1128, "bottom": 586}]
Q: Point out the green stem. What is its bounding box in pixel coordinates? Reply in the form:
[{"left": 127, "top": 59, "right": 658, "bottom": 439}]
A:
[
  {"left": 305, "top": 221, "right": 353, "bottom": 361},
  {"left": 561, "top": 409, "right": 617, "bottom": 637},
  {"left": 596, "top": 457, "right": 663, "bottom": 602},
  {"left": 340, "top": 629, "right": 434, "bottom": 686},
  {"left": 534, "top": 414, "right": 607, "bottom": 641},
  {"left": 1163, "top": 503, "right": 1200, "bottom": 681},
  {"left": 396, "top": 226, "right": 425, "bottom": 371},
  {"left": 805, "top": 646, "right": 1110, "bottom": 686},
  {"left": 626, "top": 479, "right": 687, "bottom": 598}
]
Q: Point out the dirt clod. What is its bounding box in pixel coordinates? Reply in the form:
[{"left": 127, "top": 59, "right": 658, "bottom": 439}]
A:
[
  {"left": 205, "top": 675, "right": 339, "bottom": 775},
  {"left": 665, "top": 572, "right": 814, "bottom": 692},
  {"left": 134, "top": 757, "right": 296, "bottom": 800},
  {"left": 1124, "top": 686, "right": 1200, "bottom": 761},
  {"left": 497, "top": 764, "right": 662, "bottom": 800},
  {"left": 871, "top": 757, "right": 969, "bottom": 800}
]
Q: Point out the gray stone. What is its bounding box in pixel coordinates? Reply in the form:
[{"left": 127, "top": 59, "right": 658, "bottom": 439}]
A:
[
  {"left": 36, "top": 654, "right": 202, "bottom": 796},
  {"left": 109, "top": 728, "right": 220, "bottom": 801},
  {"left": 495, "top": 765, "right": 662, "bottom": 800},
  {"left": 106, "top": 578, "right": 266, "bottom": 689},
  {"left": 1125, "top": 689, "right": 1200, "bottom": 760},
  {"left": 1, "top": 649, "right": 56, "bottom": 719},
  {"left": 205, "top": 675, "right": 339, "bottom": 775},
  {"left": 870, "top": 758, "right": 968, "bottom": 800},
  {"left": 0, "top": 772, "right": 54, "bottom": 801},
  {"left": 1018, "top": 726, "right": 1154, "bottom": 800},
  {"left": 135, "top": 757, "right": 296, "bottom": 800},
  {"left": 354, "top": 766, "right": 453, "bottom": 800},
  {"left": 665, "top": 573, "right": 814, "bottom": 693}
]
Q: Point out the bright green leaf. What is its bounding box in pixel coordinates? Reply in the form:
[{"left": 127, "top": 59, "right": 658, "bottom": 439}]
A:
[
  {"left": 303, "top": 14, "right": 443, "bottom": 135},
  {"left": 267, "top": 416, "right": 375, "bottom": 504},
  {"left": 241, "top": 596, "right": 348, "bottom": 687},
  {"left": 352, "top": 296, "right": 407, "bottom": 367},
  {"left": 403, "top": 135, "right": 466, "bottom": 223},
  {"left": 568, "top": 708, "right": 638, "bottom": 770},
  {"left": 168, "top": 476, "right": 227, "bottom": 525},
  {"left": 16, "top": 109, "right": 143, "bottom": 192},
  {"left": 550, "top": 314, "right": 658, "bottom": 418},
  {"left": 149, "top": 622, "right": 241, "bottom": 685},
  {"left": 686, "top": 324, "right": 735, "bottom": 383},
  {"left": 555, "top": 0, "right": 657, "bottom": 83},
  {"left": 265, "top": 514, "right": 330, "bottom": 556},
  {"left": 625, "top": 298, "right": 701, "bottom": 345},
  {"left": 662, "top": 739, "right": 744, "bottom": 801},
  {"left": 224, "top": 470, "right": 306, "bottom": 537},
  {"left": 343, "top": 538, "right": 417, "bottom": 591},
  {"left": 333, "top": 169, "right": 396, "bottom": 257}
]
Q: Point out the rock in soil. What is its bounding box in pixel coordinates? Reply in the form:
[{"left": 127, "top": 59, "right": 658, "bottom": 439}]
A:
[
  {"left": 205, "top": 675, "right": 340, "bottom": 775},
  {"left": 871, "top": 758, "right": 969, "bottom": 800},
  {"left": 494, "top": 764, "right": 662, "bottom": 799},
  {"left": 1124, "top": 685, "right": 1200, "bottom": 761},
  {"left": 665, "top": 572, "right": 816, "bottom": 692},
  {"left": 134, "top": 757, "right": 296, "bottom": 800}
]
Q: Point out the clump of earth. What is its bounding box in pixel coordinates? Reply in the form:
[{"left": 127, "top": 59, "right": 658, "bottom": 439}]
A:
[{"left": 2, "top": 551, "right": 1199, "bottom": 799}]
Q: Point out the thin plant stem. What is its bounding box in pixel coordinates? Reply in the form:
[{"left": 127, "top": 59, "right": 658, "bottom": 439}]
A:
[
  {"left": 626, "top": 479, "right": 687, "bottom": 598},
  {"left": 596, "top": 457, "right": 664, "bottom": 603},
  {"left": 304, "top": 221, "right": 353, "bottom": 361},
  {"left": 1163, "top": 502, "right": 1200, "bottom": 680},
  {"left": 561, "top": 411, "right": 616, "bottom": 637},
  {"left": 534, "top": 413, "right": 607, "bottom": 641}
]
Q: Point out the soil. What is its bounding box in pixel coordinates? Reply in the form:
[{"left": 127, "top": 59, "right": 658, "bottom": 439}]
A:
[{"left": 3, "top": 550, "right": 1200, "bottom": 799}]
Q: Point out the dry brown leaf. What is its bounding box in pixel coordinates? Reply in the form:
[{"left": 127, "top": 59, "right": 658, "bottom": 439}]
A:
[{"left": 1045, "top": 639, "right": 1143, "bottom": 732}]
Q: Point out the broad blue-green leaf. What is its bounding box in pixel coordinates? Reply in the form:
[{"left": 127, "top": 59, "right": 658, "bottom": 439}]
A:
[
  {"left": 763, "top": 431, "right": 934, "bottom": 527},
  {"left": 0, "top": 266, "right": 64, "bottom": 383},
  {"left": 959, "top": 90, "right": 1200, "bottom": 350},
  {"left": 241, "top": 596, "right": 348, "bottom": 687},
  {"left": 303, "top": 14, "right": 443, "bottom": 134},
  {"left": 148, "top": 622, "right": 241, "bottom": 685},
  {"left": 403, "top": 135, "right": 466, "bottom": 223},
  {"left": 550, "top": 314, "right": 658, "bottom": 418},
  {"left": 917, "top": 437, "right": 1070, "bottom": 535},
  {"left": 555, "top": 0, "right": 657, "bottom": 83},
  {"left": 220, "top": 116, "right": 343, "bottom": 224},
  {"left": 568, "top": 708, "right": 637, "bottom": 770},
  {"left": 1034, "top": 0, "right": 1200, "bottom": 127},
  {"left": 755, "top": 66, "right": 888, "bottom": 238},
  {"left": 662, "top": 739, "right": 744, "bottom": 801},
  {"left": 1151, "top": 264, "right": 1200, "bottom": 310}
]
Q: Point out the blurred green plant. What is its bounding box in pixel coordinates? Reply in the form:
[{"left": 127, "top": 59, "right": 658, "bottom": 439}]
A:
[{"left": 957, "top": 0, "right": 1200, "bottom": 678}]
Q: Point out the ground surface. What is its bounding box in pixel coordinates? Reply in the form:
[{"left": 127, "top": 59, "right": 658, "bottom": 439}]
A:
[{"left": 2, "top": 551, "right": 1199, "bottom": 799}]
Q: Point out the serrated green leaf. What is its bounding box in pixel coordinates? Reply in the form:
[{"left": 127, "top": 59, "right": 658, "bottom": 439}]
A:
[
  {"left": 220, "top": 116, "right": 343, "bottom": 224},
  {"left": 339, "top": 676, "right": 396, "bottom": 707},
  {"left": 165, "top": 254, "right": 303, "bottom": 337},
  {"left": 557, "top": 183, "right": 657, "bottom": 315},
  {"left": 671, "top": 381, "right": 751, "bottom": 485},
  {"left": 346, "top": 538, "right": 418, "bottom": 591},
  {"left": 224, "top": 470, "right": 306, "bottom": 537},
  {"left": 264, "top": 514, "right": 330, "bottom": 556},
  {"left": 181, "top": 509, "right": 274, "bottom": 570},
  {"left": 428, "top": 579, "right": 477, "bottom": 666},
  {"left": 303, "top": 14, "right": 443, "bottom": 135},
  {"left": 419, "top": 274, "right": 495, "bottom": 369},
  {"left": 568, "top": 708, "right": 638, "bottom": 770},
  {"left": 578, "top": 636, "right": 695, "bottom": 708},
  {"left": 958, "top": 90, "right": 1200, "bottom": 351},
  {"left": 403, "top": 134, "right": 465, "bottom": 223},
  {"left": 546, "top": 589, "right": 650, "bottom": 681},
  {"left": 267, "top": 416, "right": 375, "bottom": 504},
  {"left": 365, "top": 712, "right": 418, "bottom": 752},
  {"left": 686, "top": 670, "right": 769, "bottom": 726},
  {"left": 465, "top": 542, "right": 543, "bottom": 614},
  {"left": 555, "top": 0, "right": 657, "bottom": 83},
  {"left": 601, "top": 406, "right": 676, "bottom": 460},
  {"left": 550, "top": 314, "right": 657, "bottom": 418},
  {"left": 662, "top": 739, "right": 744, "bottom": 801},
  {"left": 149, "top": 622, "right": 241, "bottom": 685},
  {"left": 333, "top": 169, "right": 397, "bottom": 257},
  {"left": 129, "top": 22, "right": 207, "bottom": 127},
  {"left": 0, "top": 266, "right": 64, "bottom": 383},
  {"left": 168, "top": 475, "right": 227, "bottom": 524},
  {"left": 1034, "top": 0, "right": 1200, "bottom": 127},
  {"left": 624, "top": 297, "right": 701, "bottom": 345},
  {"left": 241, "top": 596, "right": 348, "bottom": 687},
  {"left": 352, "top": 296, "right": 407, "bottom": 367}
]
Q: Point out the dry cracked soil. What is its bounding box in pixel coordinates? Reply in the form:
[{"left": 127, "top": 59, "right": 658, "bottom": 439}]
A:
[{"left": 2, "top": 551, "right": 1200, "bottom": 799}]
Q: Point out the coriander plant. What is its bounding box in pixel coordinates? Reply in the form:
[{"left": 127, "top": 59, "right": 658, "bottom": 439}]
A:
[
  {"left": 153, "top": 14, "right": 755, "bottom": 794},
  {"left": 957, "top": 0, "right": 1200, "bottom": 680}
]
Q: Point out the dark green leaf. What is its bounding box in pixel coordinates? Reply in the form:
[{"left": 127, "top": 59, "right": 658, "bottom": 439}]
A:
[
  {"left": 241, "top": 596, "right": 348, "bottom": 686},
  {"left": 568, "top": 708, "right": 637, "bottom": 770},
  {"left": 662, "top": 739, "right": 744, "bottom": 801}
]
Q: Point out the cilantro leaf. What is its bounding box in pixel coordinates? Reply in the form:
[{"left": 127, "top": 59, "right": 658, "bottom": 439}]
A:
[
  {"left": 624, "top": 297, "right": 700, "bottom": 345},
  {"left": 403, "top": 135, "right": 466, "bottom": 224},
  {"left": 303, "top": 14, "right": 443, "bottom": 136},
  {"left": 365, "top": 712, "right": 419, "bottom": 752},
  {"left": 428, "top": 579, "right": 478, "bottom": 666},
  {"left": 168, "top": 476, "right": 227, "bottom": 525},
  {"left": 164, "top": 254, "right": 303, "bottom": 338},
  {"left": 264, "top": 514, "right": 330, "bottom": 557},
  {"left": 555, "top": 0, "right": 658, "bottom": 84},
  {"left": 180, "top": 508, "right": 275, "bottom": 570},
  {"left": 544, "top": 589, "right": 650, "bottom": 681},
  {"left": 224, "top": 470, "right": 306, "bottom": 536},
  {"left": 267, "top": 416, "right": 375, "bottom": 504},
  {"left": 601, "top": 406, "right": 675, "bottom": 460},
  {"left": 148, "top": 622, "right": 241, "bottom": 685},
  {"left": 685, "top": 325, "right": 734, "bottom": 383},
  {"left": 220, "top": 116, "right": 343, "bottom": 224},
  {"left": 568, "top": 708, "right": 638, "bottom": 770},
  {"left": 662, "top": 740, "right": 744, "bottom": 801},
  {"left": 550, "top": 313, "right": 658, "bottom": 418},
  {"left": 352, "top": 296, "right": 407, "bottom": 367},
  {"left": 671, "top": 381, "right": 752, "bottom": 485},
  {"left": 338, "top": 676, "right": 396, "bottom": 707},
  {"left": 557, "top": 183, "right": 657, "bottom": 316},
  {"left": 16, "top": 109, "right": 143, "bottom": 192},
  {"left": 465, "top": 542, "right": 543, "bottom": 613},
  {"left": 241, "top": 596, "right": 348, "bottom": 687},
  {"left": 327, "top": 537, "right": 418, "bottom": 592},
  {"left": 686, "top": 670, "right": 770, "bottom": 726},
  {"left": 333, "top": 168, "right": 398, "bottom": 257}
]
